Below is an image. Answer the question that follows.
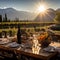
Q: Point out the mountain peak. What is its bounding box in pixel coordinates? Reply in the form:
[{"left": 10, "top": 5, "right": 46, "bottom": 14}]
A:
[
  {"left": 6, "top": 8, "right": 14, "bottom": 10},
  {"left": 0, "top": 8, "right": 36, "bottom": 20},
  {"left": 5, "top": 8, "right": 16, "bottom": 11},
  {"left": 47, "top": 8, "right": 55, "bottom": 12},
  {"left": 34, "top": 8, "right": 56, "bottom": 22},
  {"left": 0, "top": 7, "right": 17, "bottom": 12},
  {"left": 56, "top": 8, "right": 60, "bottom": 12}
]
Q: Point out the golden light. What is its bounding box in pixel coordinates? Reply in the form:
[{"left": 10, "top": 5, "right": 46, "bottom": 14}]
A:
[{"left": 38, "top": 4, "right": 46, "bottom": 13}]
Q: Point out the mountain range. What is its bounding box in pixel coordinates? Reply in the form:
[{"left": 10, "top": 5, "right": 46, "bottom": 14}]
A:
[
  {"left": 0, "top": 8, "right": 36, "bottom": 20},
  {"left": 35, "top": 8, "right": 56, "bottom": 22},
  {"left": 0, "top": 8, "right": 60, "bottom": 22}
]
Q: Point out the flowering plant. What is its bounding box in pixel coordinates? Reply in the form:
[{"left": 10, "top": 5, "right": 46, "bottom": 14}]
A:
[{"left": 37, "top": 32, "right": 51, "bottom": 48}]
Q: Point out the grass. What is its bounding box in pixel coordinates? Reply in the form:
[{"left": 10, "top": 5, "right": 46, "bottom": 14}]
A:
[
  {"left": 0, "top": 22, "right": 56, "bottom": 24},
  {"left": 0, "top": 21, "right": 60, "bottom": 35}
]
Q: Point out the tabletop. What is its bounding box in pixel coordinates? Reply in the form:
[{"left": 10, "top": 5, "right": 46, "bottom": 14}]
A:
[{"left": 0, "top": 41, "right": 57, "bottom": 60}]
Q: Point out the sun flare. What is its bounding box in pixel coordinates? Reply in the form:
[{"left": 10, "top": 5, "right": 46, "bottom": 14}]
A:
[{"left": 38, "top": 5, "right": 46, "bottom": 13}]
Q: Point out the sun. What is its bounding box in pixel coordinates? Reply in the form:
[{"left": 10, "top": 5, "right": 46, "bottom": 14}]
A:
[{"left": 38, "top": 5, "right": 46, "bottom": 13}]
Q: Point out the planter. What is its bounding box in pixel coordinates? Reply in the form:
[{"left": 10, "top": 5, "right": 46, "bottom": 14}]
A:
[
  {"left": 37, "top": 32, "right": 51, "bottom": 48},
  {"left": 41, "top": 40, "right": 50, "bottom": 48}
]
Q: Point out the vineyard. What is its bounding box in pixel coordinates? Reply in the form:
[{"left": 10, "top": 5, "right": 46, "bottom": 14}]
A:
[
  {"left": 0, "top": 22, "right": 55, "bottom": 31},
  {"left": 0, "top": 21, "right": 59, "bottom": 37}
]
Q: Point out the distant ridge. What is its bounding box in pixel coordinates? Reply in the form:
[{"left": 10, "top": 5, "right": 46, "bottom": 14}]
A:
[
  {"left": 34, "top": 8, "right": 56, "bottom": 22},
  {"left": 56, "top": 8, "right": 60, "bottom": 12},
  {"left": 0, "top": 8, "right": 36, "bottom": 20},
  {"left": 0, "top": 8, "right": 60, "bottom": 22}
]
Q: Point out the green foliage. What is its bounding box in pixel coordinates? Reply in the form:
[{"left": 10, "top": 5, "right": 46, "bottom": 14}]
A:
[
  {"left": 55, "top": 12, "right": 60, "bottom": 22},
  {"left": 0, "top": 15, "right": 2, "bottom": 22},
  {"left": 3, "top": 13, "right": 8, "bottom": 22}
]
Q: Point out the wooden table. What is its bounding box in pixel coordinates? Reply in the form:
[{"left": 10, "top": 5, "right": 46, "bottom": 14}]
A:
[
  {"left": 0, "top": 42, "right": 57, "bottom": 60},
  {"left": 16, "top": 48, "right": 57, "bottom": 60}
]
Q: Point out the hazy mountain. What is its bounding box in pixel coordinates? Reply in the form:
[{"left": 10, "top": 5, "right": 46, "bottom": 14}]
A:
[
  {"left": 56, "top": 8, "right": 60, "bottom": 12},
  {"left": 0, "top": 8, "right": 59, "bottom": 22},
  {"left": 0, "top": 8, "right": 36, "bottom": 20},
  {"left": 34, "top": 8, "right": 56, "bottom": 22}
]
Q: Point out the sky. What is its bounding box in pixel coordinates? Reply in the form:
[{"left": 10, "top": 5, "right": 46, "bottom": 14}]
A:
[{"left": 0, "top": 0, "right": 60, "bottom": 12}]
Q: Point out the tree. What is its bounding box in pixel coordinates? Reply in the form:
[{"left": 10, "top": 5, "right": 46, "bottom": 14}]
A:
[
  {"left": 4, "top": 13, "right": 8, "bottom": 22},
  {"left": 0, "top": 15, "right": 2, "bottom": 22},
  {"left": 7, "top": 19, "right": 11, "bottom": 22},
  {"left": 15, "top": 17, "right": 19, "bottom": 22},
  {"left": 55, "top": 12, "right": 60, "bottom": 22}
]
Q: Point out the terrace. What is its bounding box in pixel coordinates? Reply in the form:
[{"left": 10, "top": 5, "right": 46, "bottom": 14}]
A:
[{"left": 0, "top": 27, "right": 60, "bottom": 60}]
